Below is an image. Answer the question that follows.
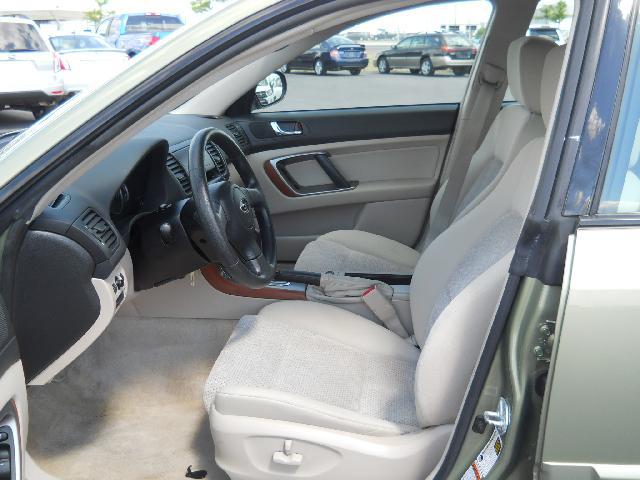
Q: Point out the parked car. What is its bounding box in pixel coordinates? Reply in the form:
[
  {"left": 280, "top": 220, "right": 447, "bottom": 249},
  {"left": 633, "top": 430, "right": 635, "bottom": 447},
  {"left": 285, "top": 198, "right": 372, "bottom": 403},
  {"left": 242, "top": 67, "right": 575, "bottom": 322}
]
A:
[
  {"left": 279, "top": 35, "right": 369, "bottom": 76},
  {"left": 376, "top": 31, "right": 477, "bottom": 76},
  {"left": 527, "top": 26, "right": 565, "bottom": 44},
  {"left": 48, "top": 34, "right": 130, "bottom": 94},
  {"left": 96, "top": 13, "right": 184, "bottom": 57},
  {"left": 0, "top": 16, "right": 66, "bottom": 118}
]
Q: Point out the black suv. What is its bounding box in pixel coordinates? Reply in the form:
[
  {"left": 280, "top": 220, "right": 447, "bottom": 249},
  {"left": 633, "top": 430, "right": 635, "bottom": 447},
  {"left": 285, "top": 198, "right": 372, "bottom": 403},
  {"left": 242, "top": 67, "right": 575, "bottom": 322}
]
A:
[
  {"left": 377, "top": 32, "right": 477, "bottom": 76},
  {"left": 280, "top": 35, "right": 369, "bottom": 76}
]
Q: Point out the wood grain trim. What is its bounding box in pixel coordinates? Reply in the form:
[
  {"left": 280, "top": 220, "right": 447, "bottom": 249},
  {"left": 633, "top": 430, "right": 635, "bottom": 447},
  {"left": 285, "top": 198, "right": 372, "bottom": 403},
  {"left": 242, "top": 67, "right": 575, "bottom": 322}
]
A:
[
  {"left": 264, "top": 160, "right": 298, "bottom": 197},
  {"left": 201, "top": 264, "right": 306, "bottom": 300}
]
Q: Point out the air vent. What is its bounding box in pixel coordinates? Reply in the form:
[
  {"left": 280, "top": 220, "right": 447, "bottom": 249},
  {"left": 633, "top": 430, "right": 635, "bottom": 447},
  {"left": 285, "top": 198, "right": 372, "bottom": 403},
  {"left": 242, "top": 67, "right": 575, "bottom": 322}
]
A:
[
  {"left": 226, "top": 122, "right": 249, "bottom": 150},
  {"left": 78, "top": 209, "right": 119, "bottom": 253},
  {"left": 205, "top": 140, "right": 229, "bottom": 179},
  {"left": 166, "top": 153, "right": 192, "bottom": 196}
]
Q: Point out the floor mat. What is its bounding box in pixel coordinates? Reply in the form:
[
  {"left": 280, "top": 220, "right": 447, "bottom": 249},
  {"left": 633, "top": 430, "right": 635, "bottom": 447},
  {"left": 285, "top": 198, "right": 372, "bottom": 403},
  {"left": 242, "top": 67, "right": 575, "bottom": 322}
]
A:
[{"left": 27, "top": 315, "right": 236, "bottom": 480}]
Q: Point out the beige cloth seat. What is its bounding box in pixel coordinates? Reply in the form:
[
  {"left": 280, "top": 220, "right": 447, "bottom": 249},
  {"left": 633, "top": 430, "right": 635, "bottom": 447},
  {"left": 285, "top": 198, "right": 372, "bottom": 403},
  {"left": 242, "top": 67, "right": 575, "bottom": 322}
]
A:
[
  {"left": 204, "top": 44, "right": 565, "bottom": 480},
  {"left": 295, "top": 36, "right": 555, "bottom": 275}
]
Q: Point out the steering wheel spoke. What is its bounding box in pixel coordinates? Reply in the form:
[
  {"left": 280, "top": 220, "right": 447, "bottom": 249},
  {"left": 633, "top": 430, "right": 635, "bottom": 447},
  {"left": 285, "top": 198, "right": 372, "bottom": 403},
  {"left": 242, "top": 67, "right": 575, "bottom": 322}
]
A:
[{"left": 246, "top": 187, "right": 266, "bottom": 208}]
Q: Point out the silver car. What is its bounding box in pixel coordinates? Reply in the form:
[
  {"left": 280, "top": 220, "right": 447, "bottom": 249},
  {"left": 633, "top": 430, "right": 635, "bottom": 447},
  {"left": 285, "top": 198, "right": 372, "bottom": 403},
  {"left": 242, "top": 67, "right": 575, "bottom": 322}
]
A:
[{"left": 0, "top": 17, "right": 66, "bottom": 118}]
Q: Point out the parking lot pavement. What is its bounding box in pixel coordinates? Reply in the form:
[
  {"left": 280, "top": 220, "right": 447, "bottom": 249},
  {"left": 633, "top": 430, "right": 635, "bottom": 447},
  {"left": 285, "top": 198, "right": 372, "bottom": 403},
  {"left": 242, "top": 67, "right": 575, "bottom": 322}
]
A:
[
  {"left": 265, "top": 69, "right": 471, "bottom": 112},
  {"left": 0, "top": 110, "right": 34, "bottom": 134}
]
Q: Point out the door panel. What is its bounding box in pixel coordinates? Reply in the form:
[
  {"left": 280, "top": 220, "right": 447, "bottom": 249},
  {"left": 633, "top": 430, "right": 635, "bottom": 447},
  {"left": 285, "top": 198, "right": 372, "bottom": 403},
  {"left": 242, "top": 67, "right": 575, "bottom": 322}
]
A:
[
  {"left": 238, "top": 105, "right": 457, "bottom": 262},
  {"left": 244, "top": 133, "right": 450, "bottom": 261},
  {"left": 242, "top": 104, "right": 457, "bottom": 152}
]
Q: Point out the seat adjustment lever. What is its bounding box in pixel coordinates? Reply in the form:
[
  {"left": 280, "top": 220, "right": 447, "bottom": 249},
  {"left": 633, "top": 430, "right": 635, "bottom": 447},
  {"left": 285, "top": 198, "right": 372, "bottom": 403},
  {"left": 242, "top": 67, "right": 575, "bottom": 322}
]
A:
[{"left": 272, "top": 439, "right": 303, "bottom": 466}]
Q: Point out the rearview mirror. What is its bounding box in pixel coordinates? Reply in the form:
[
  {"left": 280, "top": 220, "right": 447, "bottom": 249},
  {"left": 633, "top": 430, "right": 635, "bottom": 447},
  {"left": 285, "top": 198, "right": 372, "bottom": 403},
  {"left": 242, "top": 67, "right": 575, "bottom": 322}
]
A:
[{"left": 254, "top": 72, "right": 287, "bottom": 109}]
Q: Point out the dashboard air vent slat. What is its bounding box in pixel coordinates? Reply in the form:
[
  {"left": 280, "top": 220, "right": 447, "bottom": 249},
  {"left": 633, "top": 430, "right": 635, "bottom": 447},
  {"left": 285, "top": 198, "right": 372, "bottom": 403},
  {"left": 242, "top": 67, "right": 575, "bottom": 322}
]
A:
[
  {"left": 79, "top": 209, "right": 119, "bottom": 253},
  {"left": 166, "top": 153, "right": 192, "bottom": 196},
  {"left": 205, "top": 141, "right": 229, "bottom": 179},
  {"left": 225, "top": 122, "right": 249, "bottom": 150}
]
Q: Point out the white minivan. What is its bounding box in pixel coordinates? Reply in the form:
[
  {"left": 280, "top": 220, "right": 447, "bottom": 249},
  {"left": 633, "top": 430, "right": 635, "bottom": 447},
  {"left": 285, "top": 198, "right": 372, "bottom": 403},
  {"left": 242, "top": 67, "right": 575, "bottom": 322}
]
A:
[{"left": 0, "top": 16, "right": 66, "bottom": 119}]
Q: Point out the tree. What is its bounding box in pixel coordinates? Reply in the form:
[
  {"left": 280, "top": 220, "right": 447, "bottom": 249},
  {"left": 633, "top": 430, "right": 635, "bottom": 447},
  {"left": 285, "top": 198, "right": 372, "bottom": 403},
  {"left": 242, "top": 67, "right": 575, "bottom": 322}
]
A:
[
  {"left": 474, "top": 25, "right": 486, "bottom": 40},
  {"left": 536, "top": 0, "right": 569, "bottom": 24},
  {"left": 85, "top": 0, "right": 112, "bottom": 27},
  {"left": 190, "top": 0, "right": 212, "bottom": 13},
  {"left": 191, "top": 0, "right": 231, "bottom": 14}
]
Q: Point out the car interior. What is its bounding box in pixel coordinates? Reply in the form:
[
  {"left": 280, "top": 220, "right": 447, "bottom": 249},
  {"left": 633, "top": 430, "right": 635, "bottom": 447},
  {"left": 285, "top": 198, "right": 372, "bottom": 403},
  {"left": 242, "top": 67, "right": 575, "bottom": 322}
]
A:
[{"left": 9, "top": 0, "right": 573, "bottom": 479}]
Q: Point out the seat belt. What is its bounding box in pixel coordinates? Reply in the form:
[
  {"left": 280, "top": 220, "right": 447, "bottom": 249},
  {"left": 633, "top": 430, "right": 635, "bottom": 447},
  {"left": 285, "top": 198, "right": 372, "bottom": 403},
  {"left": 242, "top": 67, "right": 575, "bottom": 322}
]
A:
[
  {"left": 425, "top": 63, "right": 506, "bottom": 244},
  {"left": 361, "top": 285, "right": 410, "bottom": 339},
  {"left": 306, "top": 273, "right": 411, "bottom": 339}
]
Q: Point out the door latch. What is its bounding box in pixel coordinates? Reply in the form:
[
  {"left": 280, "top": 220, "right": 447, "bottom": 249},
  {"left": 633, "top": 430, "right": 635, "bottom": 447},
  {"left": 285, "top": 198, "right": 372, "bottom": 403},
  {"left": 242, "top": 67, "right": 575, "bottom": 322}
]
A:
[
  {"left": 272, "top": 439, "right": 303, "bottom": 467},
  {"left": 483, "top": 397, "right": 511, "bottom": 436}
]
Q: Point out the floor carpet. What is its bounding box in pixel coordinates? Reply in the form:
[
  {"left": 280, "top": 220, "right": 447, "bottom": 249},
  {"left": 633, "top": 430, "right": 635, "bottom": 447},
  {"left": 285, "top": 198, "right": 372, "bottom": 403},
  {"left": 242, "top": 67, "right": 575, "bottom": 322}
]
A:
[{"left": 27, "top": 315, "right": 236, "bottom": 480}]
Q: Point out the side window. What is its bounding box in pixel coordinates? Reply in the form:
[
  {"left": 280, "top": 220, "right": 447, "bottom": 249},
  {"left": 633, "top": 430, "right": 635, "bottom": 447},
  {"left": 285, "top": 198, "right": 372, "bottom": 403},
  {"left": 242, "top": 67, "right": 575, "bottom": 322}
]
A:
[
  {"left": 396, "top": 37, "right": 413, "bottom": 49},
  {"left": 264, "top": 0, "right": 492, "bottom": 112},
  {"left": 599, "top": 16, "right": 640, "bottom": 214},
  {"left": 97, "top": 19, "right": 111, "bottom": 36},
  {"left": 108, "top": 17, "right": 122, "bottom": 37},
  {"left": 427, "top": 36, "right": 441, "bottom": 48}
]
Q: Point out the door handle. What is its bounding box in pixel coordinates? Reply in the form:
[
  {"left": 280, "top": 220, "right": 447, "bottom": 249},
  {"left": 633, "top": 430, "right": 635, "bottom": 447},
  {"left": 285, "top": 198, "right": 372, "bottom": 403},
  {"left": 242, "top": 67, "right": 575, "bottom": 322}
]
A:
[
  {"left": 264, "top": 152, "right": 357, "bottom": 197},
  {"left": 270, "top": 121, "right": 303, "bottom": 136}
]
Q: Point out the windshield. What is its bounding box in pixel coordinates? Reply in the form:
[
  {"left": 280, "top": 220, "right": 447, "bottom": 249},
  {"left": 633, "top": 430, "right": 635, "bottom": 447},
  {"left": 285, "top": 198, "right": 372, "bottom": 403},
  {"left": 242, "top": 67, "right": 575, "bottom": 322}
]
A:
[
  {"left": 326, "top": 36, "right": 355, "bottom": 47},
  {"left": 124, "top": 15, "right": 183, "bottom": 33},
  {"left": 49, "top": 35, "right": 111, "bottom": 51},
  {"left": 442, "top": 33, "right": 472, "bottom": 47},
  {"left": 0, "top": 22, "right": 48, "bottom": 52}
]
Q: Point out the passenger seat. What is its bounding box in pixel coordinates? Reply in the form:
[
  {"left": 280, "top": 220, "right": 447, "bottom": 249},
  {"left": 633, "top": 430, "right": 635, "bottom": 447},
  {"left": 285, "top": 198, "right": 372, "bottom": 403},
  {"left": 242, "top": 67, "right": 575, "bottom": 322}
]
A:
[{"left": 295, "top": 36, "right": 556, "bottom": 275}]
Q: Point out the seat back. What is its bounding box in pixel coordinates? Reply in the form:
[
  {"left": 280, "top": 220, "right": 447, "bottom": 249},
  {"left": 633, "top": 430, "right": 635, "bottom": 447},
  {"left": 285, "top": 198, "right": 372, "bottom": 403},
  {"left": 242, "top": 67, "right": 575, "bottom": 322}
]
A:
[
  {"left": 410, "top": 44, "right": 566, "bottom": 428},
  {"left": 420, "top": 36, "right": 555, "bottom": 249}
]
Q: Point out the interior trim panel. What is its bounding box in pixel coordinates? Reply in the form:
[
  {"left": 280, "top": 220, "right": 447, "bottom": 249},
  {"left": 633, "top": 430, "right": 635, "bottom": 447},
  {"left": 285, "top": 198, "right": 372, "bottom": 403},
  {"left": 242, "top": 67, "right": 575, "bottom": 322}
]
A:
[{"left": 241, "top": 103, "right": 459, "bottom": 152}]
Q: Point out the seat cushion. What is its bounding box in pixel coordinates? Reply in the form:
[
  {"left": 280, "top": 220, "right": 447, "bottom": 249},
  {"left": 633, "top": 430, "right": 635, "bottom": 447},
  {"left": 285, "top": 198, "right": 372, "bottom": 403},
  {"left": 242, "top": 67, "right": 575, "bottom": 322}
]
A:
[
  {"left": 294, "top": 230, "right": 420, "bottom": 274},
  {"left": 204, "top": 301, "right": 421, "bottom": 436}
]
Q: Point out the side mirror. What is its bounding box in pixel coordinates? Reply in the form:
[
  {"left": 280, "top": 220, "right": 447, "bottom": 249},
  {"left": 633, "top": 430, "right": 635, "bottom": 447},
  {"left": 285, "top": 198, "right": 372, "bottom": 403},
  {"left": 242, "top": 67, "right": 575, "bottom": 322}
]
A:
[{"left": 254, "top": 72, "right": 287, "bottom": 109}]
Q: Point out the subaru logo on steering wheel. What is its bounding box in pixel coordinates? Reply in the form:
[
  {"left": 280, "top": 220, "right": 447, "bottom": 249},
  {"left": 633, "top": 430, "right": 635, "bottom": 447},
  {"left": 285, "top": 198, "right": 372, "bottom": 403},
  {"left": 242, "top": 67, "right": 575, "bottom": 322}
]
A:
[{"left": 239, "top": 197, "right": 250, "bottom": 214}]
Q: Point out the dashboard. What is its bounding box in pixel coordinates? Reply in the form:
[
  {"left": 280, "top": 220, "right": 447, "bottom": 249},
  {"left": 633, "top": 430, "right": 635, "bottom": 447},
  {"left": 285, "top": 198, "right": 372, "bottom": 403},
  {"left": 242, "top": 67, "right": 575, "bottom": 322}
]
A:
[{"left": 13, "top": 113, "right": 253, "bottom": 381}]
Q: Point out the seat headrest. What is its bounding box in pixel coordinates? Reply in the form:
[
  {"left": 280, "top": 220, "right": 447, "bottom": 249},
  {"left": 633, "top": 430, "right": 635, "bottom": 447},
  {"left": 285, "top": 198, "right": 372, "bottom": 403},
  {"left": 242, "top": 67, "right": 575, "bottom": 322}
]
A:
[
  {"left": 541, "top": 45, "right": 566, "bottom": 128},
  {"left": 507, "top": 36, "right": 556, "bottom": 113}
]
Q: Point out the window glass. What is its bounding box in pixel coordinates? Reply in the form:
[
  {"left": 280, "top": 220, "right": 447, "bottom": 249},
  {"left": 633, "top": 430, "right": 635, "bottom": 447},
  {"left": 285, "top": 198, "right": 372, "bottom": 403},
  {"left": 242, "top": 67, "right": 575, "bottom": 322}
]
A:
[
  {"left": 528, "top": 27, "right": 561, "bottom": 42},
  {"left": 326, "top": 36, "right": 353, "bottom": 47},
  {"left": 97, "top": 19, "right": 111, "bottom": 36},
  {"left": 124, "top": 15, "right": 183, "bottom": 33},
  {"left": 396, "top": 37, "right": 413, "bottom": 48},
  {"left": 263, "top": 0, "right": 492, "bottom": 112},
  {"left": 50, "top": 35, "right": 111, "bottom": 51},
  {"left": 443, "top": 33, "right": 473, "bottom": 47},
  {"left": 0, "top": 23, "right": 48, "bottom": 52},
  {"left": 108, "top": 17, "right": 121, "bottom": 36},
  {"left": 599, "top": 16, "right": 640, "bottom": 214},
  {"left": 427, "top": 35, "right": 442, "bottom": 48}
]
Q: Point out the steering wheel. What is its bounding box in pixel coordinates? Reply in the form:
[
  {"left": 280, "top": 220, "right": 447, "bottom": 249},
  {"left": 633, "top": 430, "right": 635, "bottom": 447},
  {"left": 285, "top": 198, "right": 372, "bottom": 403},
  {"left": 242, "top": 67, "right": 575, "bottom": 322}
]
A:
[{"left": 186, "top": 127, "right": 276, "bottom": 288}]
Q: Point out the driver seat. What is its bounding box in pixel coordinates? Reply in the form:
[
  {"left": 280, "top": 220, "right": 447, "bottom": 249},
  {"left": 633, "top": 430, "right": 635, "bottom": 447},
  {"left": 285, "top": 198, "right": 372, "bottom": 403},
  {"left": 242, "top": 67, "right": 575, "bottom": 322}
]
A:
[{"left": 204, "top": 45, "right": 565, "bottom": 480}]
